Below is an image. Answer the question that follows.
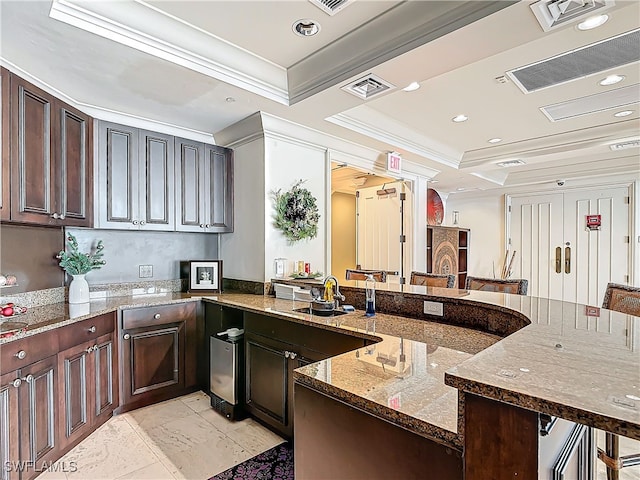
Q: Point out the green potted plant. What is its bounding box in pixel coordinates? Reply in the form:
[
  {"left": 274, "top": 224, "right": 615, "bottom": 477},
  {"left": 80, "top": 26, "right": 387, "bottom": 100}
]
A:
[{"left": 57, "top": 234, "right": 105, "bottom": 304}]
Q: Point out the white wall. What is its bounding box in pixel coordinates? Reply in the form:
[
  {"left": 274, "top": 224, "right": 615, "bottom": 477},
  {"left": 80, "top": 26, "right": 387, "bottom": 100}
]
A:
[
  {"left": 444, "top": 192, "right": 505, "bottom": 278},
  {"left": 218, "top": 137, "right": 266, "bottom": 282},
  {"left": 264, "top": 135, "right": 327, "bottom": 279}
]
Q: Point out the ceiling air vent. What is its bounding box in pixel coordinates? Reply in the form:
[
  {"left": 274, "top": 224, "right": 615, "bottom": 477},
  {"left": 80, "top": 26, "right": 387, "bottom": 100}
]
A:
[
  {"left": 530, "top": 0, "right": 615, "bottom": 32},
  {"left": 541, "top": 83, "right": 640, "bottom": 121},
  {"left": 341, "top": 74, "right": 396, "bottom": 100},
  {"left": 507, "top": 29, "right": 640, "bottom": 93},
  {"left": 308, "top": 0, "right": 355, "bottom": 16},
  {"left": 610, "top": 138, "right": 640, "bottom": 151}
]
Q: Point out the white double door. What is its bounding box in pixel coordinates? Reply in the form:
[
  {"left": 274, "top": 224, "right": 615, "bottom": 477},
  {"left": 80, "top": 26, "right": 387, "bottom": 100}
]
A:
[{"left": 508, "top": 185, "right": 631, "bottom": 306}]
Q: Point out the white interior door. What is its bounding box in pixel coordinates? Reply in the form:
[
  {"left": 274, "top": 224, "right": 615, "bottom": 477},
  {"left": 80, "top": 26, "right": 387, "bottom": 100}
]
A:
[
  {"left": 510, "top": 193, "right": 564, "bottom": 300},
  {"left": 509, "top": 186, "right": 631, "bottom": 305},
  {"left": 356, "top": 181, "right": 412, "bottom": 283}
]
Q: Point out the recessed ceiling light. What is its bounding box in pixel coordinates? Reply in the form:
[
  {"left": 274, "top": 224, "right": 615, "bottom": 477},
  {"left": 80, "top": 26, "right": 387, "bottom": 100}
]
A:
[
  {"left": 452, "top": 114, "right": 468, "bottom": 123},
  {"left": 488, "top": 138, "right": 502, "bottom": 144},
  {"left": 496, "top": 159, "right": 526, "bottom": 168},
  {"left": 614, "top": 110, "right": 634, "bottom": 117},
  {"left": 225, "top": 97, "right": 236, "bottom": 103},
  {"left": 599, "top": 74, "right": 625, "bottom": 86},
  {"left": 456, "top": 187, "right": 465, "bottom": 191},
  {"left": 402, "top": 82, "right": 420, "bottom": 92},
  {"left": 292, "top": 19, "right": 321, "bottom": 37},
  {"left": 577, "top": 14, "right": 609, "bottom": 31}
]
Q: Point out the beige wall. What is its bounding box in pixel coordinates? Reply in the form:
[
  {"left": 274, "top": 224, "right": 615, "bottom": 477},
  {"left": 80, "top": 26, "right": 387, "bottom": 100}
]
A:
[{"left": 331, "top": 192, "right": 357, "bottom": 282}]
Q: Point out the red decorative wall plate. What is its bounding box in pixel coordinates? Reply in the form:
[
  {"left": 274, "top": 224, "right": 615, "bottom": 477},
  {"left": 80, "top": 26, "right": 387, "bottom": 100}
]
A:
[{"left": 427, "top": 188, "right": 444, "bottom": 225}]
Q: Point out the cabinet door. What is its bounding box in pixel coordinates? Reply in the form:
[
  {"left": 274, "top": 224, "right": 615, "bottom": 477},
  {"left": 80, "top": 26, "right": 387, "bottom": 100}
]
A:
[
  {"left": 245, "top": 332, "right": 290, "bottom": 436},
  {"left": 97, "top": 121, "right": 139, "bottom": 229},
  {"left": 121, "top": 322, "right": 185, "bottom": 407},
  {"left": 58, "top": 341, "right": 93, "bottom": 451},
  {"left": 204, "top": 145, "right": 233, "bottom": 233},
  {"left": 93, "top": 332, "right": 117, "bottom": 427},
  {"left": 19, "top": 355, "right": 59, "bottom": 476},
  {"left": 10, "top": 75, "right": 56, "bottom": 225},
  {"left": 57, "top": 101, "right": 92, "bottom": 227},
  {"left": 0, "top": 372, "right": 20, "bottom": 480},
  {"left": 138, "top": 129, "right": 174, "bottom": 230},
  {"left": 0, "top": 68, "right": 9, "bottom": 221},
  {"left": 175, "top": 138, "right": 205, "bottom": 232}
]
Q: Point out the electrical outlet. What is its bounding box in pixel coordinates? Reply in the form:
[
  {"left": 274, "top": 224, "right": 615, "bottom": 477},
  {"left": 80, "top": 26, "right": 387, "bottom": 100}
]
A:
[
  {"left": 423, "top": 300, "right": 443, "bottom": 316},
  {"left": 139, "top": 265, "right": 153, "bottom": 278}
]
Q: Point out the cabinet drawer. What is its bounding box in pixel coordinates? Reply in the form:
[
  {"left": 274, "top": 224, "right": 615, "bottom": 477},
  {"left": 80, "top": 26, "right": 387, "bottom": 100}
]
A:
[
  {"left": 122, "top": 302, "right": 196, "bottom": 330},
  {"left": 0, "top": 330, "right": 59, "bottom": 374},
  {"left": 58, "top": 312, "right": 116, "bottom": 351}
]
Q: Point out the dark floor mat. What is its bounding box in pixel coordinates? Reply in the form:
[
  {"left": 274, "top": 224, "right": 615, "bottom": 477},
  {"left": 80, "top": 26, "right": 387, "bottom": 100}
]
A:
[{"left": 210, "top": 442, "right": 293, "bottom": 480}]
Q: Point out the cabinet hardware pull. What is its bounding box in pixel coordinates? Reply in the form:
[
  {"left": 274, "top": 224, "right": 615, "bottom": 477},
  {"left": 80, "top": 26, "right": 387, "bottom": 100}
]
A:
[
  {"left": 86, "top": 346, "right": 94, "bottom": 353},
  {"left": 199, "top": 224, "right": 205, "bottom": 228},
  {"left": 59, "top": 214, "right": 65, "bottom": 220},
  {"left": 132, "top": 220, "right": 139, "bottom": 225},
  {"left": 15, "top": 350, "right": 26, "bottom": 360},
  {"left": 140, "top": 220, "right": 146, "bottom": 226},
  {"left": 51, "top": 213, "right": 59, "bottom": 219},
  {"left": 21, "top": 374, "right": 33, "bottom": 383},
  {"left": 154, "top": 313, "right": 161, "bottom": 319},
  {"left": 205, "top": 224, "right": 211, "bottom": 228},
  {"left": 88, "top": 326, "right": 97, "bottom": 333},
  {"left": 555, "top": 247, "right": 562, "bottom": 274},
  {"left": 564, "top": 246, "right": 571, "bottom": 274},
  {"left": 284, "top": 351, "right": 290, "bottom": 358},
  {"left": 123, "top": 333, "right": 131, "bottom": 340},
  {"left": 290, "top": 353, "right": 297, "bottom": 359},
  {"left": 93, "top": 345, "right": 99, "bottom": 352},
  {"left": 12, "top": 379, "right": 21, "bottom": 388}
]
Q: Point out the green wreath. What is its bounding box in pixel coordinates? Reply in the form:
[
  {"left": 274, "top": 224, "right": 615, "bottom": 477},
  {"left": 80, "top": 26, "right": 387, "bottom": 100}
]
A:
[{"left": 273, "top": 180, "right": 320, "bottom": 242}]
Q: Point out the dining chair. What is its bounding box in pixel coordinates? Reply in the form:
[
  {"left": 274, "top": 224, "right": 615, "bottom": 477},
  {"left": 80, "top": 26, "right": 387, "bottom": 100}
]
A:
[
  {"left": 464, "top": 276, "right": 528, "bottom": 295},
  {"left": 409, "top": 271, "right": 455, "bottom": 288},
  {"left": 598, "top": 283, "right": 640, "bottom": 480},
  {"left": 345, "top": 269, "right": 387, "bottom": 282}
]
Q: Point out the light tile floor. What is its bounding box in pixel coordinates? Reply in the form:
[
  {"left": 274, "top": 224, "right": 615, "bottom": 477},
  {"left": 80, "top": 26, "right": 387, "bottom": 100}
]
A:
[{"left": 37, "top": 391, "right": 284, "bottom": 480}]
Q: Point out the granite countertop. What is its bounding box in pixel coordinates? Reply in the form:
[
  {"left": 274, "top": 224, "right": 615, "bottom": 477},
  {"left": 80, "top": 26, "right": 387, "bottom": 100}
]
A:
[
  {"left": 2, "top": 287, "right": 638, "bottom": 449},
  {"left": 0, "top": 292, "right": 200, "bottom": 344}
]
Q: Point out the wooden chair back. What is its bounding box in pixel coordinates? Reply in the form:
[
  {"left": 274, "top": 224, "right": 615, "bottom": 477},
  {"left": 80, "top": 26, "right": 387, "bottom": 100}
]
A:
[
  {"left": 345, "top": 269, "right": 387, "bottom": 282},
  {"left": 409, "top": 271, "right": 455, "bottom": 288},
  {"left": 464, "top": 276, "right": 528, "bottom": 295},
  {"left": 602, "top": 283, "right": 640, "bottom": 316}
]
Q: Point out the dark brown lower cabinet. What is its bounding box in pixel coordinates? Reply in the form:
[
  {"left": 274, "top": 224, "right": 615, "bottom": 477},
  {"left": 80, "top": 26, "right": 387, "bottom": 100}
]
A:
[
  {"left": 119, "top": 303, "right": 197, "bottom": 411},
  {"left": 244, "top": 312, "right": 366, "bottom": 439},
  {"left": 18, "top": 355, "right": 59, "bottom": 480},
  {"left": 0, "top": 371, "right": 22, "bottom": 480},
  {"left": 58, "top": 332, "right": 117, "bottom": 452}
]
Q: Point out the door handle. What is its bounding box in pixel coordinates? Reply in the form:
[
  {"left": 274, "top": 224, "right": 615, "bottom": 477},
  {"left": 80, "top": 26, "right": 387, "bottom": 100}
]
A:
[
  {"left": 555, "top": 247, "right": 562, "bottom": 274},
  {"left": 564, "top": 246, "right": 571, "bottom": 274}
]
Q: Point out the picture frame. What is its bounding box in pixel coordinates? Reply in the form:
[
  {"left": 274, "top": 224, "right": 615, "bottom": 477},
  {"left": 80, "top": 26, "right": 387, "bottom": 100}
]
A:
[{"left": 184, "top": 260, "right": 223, "bottom": 293}]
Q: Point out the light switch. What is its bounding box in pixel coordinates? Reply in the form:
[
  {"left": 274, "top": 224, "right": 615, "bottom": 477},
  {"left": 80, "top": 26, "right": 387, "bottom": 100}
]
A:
[
  {"left": 139, "top": 265, "right": 153, "bottom": 278},
  {"left": 423, "top": 300, "right": 443, "bottom": 316}
]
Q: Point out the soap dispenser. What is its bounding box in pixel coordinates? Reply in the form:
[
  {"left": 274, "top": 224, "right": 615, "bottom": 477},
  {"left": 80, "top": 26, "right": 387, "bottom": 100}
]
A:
[{"left": 365, "top": 274, "right": 376, "bottom": 317}]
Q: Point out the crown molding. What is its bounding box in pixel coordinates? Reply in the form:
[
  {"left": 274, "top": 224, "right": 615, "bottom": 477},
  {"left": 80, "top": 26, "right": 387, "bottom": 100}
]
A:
[
  {"left": 326, "top": 109, "right": 460, "bottom": 169},
  {"left": 49, "top": 0, "right": 289, "bottom": 105},
  {"left": 1, "top": 59, "right": 215, "bottom": 143}
]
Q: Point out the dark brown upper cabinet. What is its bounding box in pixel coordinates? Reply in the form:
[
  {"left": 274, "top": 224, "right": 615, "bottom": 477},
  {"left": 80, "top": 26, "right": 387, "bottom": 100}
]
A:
[
  {"left": 1, "top": 68, "right": 10, "bottom": 221},
  {"left": 175, "top": 138, "right": 233, "bottom": 233},
  {"left": 8, "top": 73, "right": 93, "bottom": 227},
  {"left": 96, "top": 121, "right": 175, "bottom": 231}
]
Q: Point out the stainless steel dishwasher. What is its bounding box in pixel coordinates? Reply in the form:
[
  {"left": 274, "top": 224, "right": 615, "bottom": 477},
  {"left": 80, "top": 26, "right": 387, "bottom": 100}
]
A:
[{"left": 210, "top": 328, "right": 245, "bottom": 420}]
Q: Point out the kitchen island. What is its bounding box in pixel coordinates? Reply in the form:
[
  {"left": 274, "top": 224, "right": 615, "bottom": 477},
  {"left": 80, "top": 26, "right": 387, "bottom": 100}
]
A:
[{"left": 1, "top": 284, "right": 638, "bottom": 479}]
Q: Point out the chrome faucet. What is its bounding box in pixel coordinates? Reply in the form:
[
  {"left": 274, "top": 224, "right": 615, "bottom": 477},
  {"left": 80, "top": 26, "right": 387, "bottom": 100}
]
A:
[{"left": 323, "top": 275, "right": 346, "bottom": 307}]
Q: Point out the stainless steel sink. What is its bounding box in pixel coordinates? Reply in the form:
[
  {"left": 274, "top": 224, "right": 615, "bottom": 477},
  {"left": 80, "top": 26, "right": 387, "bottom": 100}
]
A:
[{"left": 292, "top": 306, "right": 348, "bottom": 317}]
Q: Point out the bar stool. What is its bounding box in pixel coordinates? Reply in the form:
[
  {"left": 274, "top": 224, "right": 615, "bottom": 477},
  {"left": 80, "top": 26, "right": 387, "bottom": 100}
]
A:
[
  {"left": 464, "top": 276, "right": 528, "bottom": 295},
  {"left": 345, "top": 269, "right": 387, "bottom": 282},
  {"left": 409, "top": 271, "right": 455, "bottom": 288},
  {"left": 598, "top": 283, "right": 640, "bottom": 480}
]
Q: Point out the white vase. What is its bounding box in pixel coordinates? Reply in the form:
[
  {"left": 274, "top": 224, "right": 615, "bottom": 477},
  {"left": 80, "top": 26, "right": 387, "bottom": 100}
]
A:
[{"left": 69, "top": 274, "right": 90, "bottom": 304}]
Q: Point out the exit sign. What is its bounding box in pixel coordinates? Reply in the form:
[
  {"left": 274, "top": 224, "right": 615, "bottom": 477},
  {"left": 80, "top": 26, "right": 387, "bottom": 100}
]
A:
[{"left": 387, "top": 152, "right": 402, "bottom": 174}]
